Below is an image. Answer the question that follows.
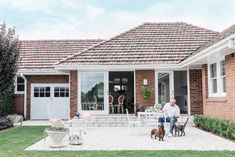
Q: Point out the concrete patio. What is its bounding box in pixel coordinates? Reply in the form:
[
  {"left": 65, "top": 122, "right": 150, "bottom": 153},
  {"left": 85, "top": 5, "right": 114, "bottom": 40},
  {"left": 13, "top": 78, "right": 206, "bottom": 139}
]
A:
[{"left": 25, "top": 126, "right": 235, "bottom": 151}]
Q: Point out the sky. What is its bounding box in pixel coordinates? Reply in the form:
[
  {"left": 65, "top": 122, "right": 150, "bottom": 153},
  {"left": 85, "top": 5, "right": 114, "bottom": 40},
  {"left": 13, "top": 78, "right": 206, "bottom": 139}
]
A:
[{"left": 0, "top": 0, "right": 235, "bottom": 40}]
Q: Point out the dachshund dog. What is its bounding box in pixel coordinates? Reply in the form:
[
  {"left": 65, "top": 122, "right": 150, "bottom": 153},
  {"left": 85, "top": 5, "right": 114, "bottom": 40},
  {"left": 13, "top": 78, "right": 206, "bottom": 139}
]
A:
[{"left": 151, "top": 124, "right": 165, "bottom": 141}]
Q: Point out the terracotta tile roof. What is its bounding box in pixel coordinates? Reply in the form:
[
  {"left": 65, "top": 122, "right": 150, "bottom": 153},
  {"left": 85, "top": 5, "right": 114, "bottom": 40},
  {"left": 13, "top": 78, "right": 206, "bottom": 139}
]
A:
[
  {"left": 18, "top": 39, "right": 104, "bottom": 69},
  {"left": 183, "top": 24, "right": 235, "bottom": 60},
  {"left": 59, "top": 22, "right": 218, "bottom": 65}
]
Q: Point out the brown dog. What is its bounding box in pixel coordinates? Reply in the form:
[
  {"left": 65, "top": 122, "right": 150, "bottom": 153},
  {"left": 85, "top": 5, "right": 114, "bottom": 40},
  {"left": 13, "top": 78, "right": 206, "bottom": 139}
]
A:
[{"left": 151, "top": 124, "right": 165, "bottom": 141}]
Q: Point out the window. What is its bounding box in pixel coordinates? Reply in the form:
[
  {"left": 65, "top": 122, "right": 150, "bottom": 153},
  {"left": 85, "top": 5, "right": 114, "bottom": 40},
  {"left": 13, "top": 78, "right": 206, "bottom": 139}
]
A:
[
  {"left": 209, "top": 59, "right": 226, "bottom": 96},
  {"left": 34, "top": 87, "right": 50, "bottom": 97},
  {"left": 54, "top": 87, "right": 69, "bottom": 97},
  {"left": 16, "top": 77, "right": 25, "bottom": 93},
  {"left": 220, "top": 60, "right": 226, "bottom": 93},
  {"left": 210, "top": 63, "right": 217, "bottom": 93}
]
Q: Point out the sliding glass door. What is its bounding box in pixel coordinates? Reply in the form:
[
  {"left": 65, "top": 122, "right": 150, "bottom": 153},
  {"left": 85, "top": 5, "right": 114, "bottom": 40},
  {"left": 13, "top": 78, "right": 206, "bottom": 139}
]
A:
[
  {"left": 156, "top": 71, "right": 174, "bottom": 107},
  {"left": 79, "top": 72, "right": 108, "bottom": 114}
]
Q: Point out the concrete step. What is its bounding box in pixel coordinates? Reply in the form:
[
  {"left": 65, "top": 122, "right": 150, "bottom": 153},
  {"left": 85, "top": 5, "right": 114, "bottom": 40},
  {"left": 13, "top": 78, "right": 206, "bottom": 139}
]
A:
[{"left": 68, "top": 114, "right": 194, "bottom": 127}]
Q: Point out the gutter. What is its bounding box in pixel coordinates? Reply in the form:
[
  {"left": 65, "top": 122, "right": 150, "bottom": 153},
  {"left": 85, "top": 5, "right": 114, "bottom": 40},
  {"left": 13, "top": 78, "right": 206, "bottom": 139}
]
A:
[{"left": 20, "top": 73, "right": 27, "bottom": 119}]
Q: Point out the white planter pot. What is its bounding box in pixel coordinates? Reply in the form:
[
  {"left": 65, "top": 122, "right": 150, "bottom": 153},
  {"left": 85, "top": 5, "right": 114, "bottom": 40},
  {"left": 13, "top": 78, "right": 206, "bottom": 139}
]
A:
[{"left": 45, "top": 129, "right": 69, "bottom": 148}]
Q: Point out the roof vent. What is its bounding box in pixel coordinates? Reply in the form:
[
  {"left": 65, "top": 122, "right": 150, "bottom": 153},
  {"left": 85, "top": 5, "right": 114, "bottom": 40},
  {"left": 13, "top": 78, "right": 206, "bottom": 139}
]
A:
[{"left": 229, "top": 39, "right": 235, "bottom": 49}]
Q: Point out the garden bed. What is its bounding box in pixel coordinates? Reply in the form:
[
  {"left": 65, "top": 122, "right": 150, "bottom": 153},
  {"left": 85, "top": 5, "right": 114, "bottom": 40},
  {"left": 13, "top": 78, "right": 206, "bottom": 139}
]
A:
[{"left": 193, "top": 115, "right": 235, "bottom": 140}]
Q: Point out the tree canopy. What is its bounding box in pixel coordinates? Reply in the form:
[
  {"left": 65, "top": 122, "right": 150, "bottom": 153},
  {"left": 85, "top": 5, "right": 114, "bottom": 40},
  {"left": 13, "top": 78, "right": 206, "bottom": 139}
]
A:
[{"left": 0, "top": 23, "right": 19, "bottom": 116}]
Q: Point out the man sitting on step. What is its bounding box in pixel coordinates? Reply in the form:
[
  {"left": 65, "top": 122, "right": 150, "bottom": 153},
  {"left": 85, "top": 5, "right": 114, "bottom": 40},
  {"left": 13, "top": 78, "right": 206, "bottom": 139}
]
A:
[{"left": 158, "top": 98, "right": 180, "bottom": 137}]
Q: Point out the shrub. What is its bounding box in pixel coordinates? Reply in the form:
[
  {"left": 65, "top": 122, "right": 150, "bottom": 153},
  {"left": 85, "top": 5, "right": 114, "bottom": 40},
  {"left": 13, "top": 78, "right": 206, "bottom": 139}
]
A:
[
  {"left": 194, "top": 115, "right": 235, "bottom": 140},
  {"left": 0, "top": 87, "right": 14, "bottom": 116},
  {"left": 0, "top": 116, "right": 13, "bottom": 131}
]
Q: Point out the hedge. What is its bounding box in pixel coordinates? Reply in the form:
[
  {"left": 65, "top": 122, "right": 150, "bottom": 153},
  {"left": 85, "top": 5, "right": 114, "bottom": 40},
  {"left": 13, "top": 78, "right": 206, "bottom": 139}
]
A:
[
  {"left": 0, "top": 87, "right": 14, "bottom": 116},
  {"left": 194, "top": 115, "right": 235, "bottom": 140}
]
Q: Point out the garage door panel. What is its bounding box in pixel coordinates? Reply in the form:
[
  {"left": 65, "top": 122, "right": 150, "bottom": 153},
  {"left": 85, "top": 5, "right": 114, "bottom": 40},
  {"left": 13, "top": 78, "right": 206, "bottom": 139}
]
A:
[{"left": 31, "top": 84, "right": 70, "bottom": 120}]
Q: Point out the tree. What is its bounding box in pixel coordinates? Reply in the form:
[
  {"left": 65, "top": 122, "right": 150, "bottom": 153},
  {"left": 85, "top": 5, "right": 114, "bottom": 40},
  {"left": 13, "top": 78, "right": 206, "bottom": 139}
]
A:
[{"left": 0, "top": 23, "right": 19, "bottom": 116}]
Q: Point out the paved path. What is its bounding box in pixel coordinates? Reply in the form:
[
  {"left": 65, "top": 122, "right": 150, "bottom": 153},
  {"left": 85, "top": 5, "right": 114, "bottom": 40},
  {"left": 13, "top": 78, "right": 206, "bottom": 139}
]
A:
[{"left": 26, "top": 127, "right": 235, "bottom": 151}]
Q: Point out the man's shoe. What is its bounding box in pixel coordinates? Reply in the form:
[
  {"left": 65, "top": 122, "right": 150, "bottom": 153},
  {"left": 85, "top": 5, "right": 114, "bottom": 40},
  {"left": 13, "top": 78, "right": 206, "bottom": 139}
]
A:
[{"left": 168, "top": 133, "right": 173, "bottom": 137}]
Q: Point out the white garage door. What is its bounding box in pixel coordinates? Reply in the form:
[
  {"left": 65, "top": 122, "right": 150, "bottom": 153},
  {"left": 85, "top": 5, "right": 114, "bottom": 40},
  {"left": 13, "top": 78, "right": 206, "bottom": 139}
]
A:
[{"left": 31, "top": 84, "right": 70, "bottom": 120}]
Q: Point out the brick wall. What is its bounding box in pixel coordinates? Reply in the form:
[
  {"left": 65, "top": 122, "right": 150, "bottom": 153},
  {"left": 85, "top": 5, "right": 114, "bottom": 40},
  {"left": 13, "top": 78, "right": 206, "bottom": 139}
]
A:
[
  {"left": 135, "top": 70, "right": 155, "bottom": 110},
  {"left": 26, "top": 75, "right": 69, "bottom": 119},
  {"left": 202, "top": 53, "right": 235, "bottom": 122},
  {"left": 13, "top": 94, "right": 24, "bottom": 115},
  {"left": 189, "top": 69, "right": 203, "bottom": 115},
  {"left": 70, "top": 70, "right": 78, "bottom": 118}
]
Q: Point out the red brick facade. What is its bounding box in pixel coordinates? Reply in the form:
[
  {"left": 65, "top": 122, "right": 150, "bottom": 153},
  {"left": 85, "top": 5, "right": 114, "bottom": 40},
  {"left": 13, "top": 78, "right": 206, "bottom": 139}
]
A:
[
  {"left": 189, "top": 69, "right": 203, "bottom": 115},
  {"left": 13, "top": 94, "right": 24, "bottom": 115},
  {"left": 70, "top": 71, "right": 78, "bottom": 117},
  {"left": 14, "top": 64, "right": 235, "bottom": 121},
  {"left": 25, "top": 75, "right": 69, "bottom": 119},
  {"left": 135, "top": 70, "right": 155, "bottom": 110},
  {"left": 202, "top": 53, "right": 235, "bottom": 122}
]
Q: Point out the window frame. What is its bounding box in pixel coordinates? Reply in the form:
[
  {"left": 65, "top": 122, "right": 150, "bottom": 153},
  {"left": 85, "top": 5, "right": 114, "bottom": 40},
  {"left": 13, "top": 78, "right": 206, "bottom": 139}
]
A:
[
  {"left": 15, "top": 76, "right": 25, "bottom": 94},
  {"left": 208, "top": 59, "right": 226, "bottom": 97},
  {"left": 54, "top": 86, "right": 69, "bottom": 97},
  {"left": 33, "top": 86, "right": 51, "bottom": 98}
]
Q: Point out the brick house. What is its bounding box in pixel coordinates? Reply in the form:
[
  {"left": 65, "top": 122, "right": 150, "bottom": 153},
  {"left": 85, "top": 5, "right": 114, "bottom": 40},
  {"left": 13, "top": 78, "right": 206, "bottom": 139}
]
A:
[{"left": 13, "top": 22, "right": 235, "bottom": 122}]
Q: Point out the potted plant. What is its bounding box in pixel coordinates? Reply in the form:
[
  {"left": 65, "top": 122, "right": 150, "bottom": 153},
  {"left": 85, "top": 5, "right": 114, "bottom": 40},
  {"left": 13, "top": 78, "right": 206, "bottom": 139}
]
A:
[
  {"left": 44, "top": 119, "right": 69, "bottom": 148},
  {"left": 141, "top": 86, "right": 154, "bottom": 100}
]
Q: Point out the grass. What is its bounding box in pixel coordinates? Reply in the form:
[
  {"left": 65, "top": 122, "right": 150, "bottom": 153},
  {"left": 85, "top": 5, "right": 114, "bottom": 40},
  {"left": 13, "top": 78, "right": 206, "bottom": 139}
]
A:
[{"left": 0, "top": 126, "right": 235, "bottom": 157}]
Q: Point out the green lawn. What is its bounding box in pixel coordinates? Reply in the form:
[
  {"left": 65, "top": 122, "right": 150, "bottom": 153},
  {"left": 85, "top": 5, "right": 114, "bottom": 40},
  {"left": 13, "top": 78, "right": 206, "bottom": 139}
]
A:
[{"left": 0, "top": 126, "right": 234, "bottom": 157}]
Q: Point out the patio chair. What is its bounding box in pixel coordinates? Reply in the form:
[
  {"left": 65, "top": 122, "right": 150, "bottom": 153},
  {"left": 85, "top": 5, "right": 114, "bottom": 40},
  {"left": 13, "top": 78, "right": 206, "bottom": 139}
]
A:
[
  {"left": 114, "top": 95, "right": 124, "bottom": 113},
  {"left": 89, "top": 95, "right": 98, "bottom": 110},
  {"left": 109, "top": 95, "right": 114, "bottom": 113},
  {"left": 126, "top": 109, "right": 139, "bottom": 127}
]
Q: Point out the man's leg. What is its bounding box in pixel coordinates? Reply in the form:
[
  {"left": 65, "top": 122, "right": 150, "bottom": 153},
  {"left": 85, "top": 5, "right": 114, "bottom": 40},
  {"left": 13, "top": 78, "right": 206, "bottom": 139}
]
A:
[
  {"left": 169, "top": 117, "right": 177, "bottom": 134},
  {"left": 158, "top": 117, "right": 165, "bottom": 125}
]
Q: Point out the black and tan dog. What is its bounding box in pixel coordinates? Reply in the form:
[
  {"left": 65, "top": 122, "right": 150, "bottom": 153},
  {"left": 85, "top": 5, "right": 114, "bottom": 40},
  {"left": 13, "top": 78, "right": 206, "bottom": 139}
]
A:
[
  {"left": 174, "top": 118, "right": 189, "bottom": 136},
  {"left": 151, "top": 124, "right": 165, "bottom": 141}
]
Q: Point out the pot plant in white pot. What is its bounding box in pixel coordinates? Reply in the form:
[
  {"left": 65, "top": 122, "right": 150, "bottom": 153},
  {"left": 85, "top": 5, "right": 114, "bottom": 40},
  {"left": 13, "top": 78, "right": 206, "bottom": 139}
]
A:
[{"left": 44, "top": 119, "right": 69, "bottom": 148}]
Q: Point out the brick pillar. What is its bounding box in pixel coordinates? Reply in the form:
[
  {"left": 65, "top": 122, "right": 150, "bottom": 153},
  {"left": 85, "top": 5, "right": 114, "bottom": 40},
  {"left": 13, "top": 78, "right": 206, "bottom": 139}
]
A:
[
  {"left": 189, "top": 69, "right": 203, "bottom": 115},
  {"left": 13, "top": 94, "right": 24, "bottom": 115},
  {"left": 70, "top": 70, "right": 78, "bottom": 118},
  {"left": 135, "top": 70, "right": 155, "bottom": 110},
  {"left": 224, "top": 53, "right": 235, "bottom": 121}
]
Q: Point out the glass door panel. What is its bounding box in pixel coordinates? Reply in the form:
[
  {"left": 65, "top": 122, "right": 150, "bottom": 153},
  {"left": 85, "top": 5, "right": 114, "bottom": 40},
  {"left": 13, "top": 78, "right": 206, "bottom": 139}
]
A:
[
  {"left": 80, "top": 72, "right": 107, "bottom": 113},
  {"left": 157, "top": 72, "right": 173, "bottom": 107}
]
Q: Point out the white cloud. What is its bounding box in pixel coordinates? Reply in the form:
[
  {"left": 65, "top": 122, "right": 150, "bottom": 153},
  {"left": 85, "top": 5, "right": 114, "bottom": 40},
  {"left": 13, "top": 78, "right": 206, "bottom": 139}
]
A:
[
  {"left": 8, "top": 0, "right": 57, "bottom": 14},
  {"left": 7, "top": 0, "right": 235, "bottom": 40},
  {"left": 84, "top": 4, "right": 105, "bottom": 18}
]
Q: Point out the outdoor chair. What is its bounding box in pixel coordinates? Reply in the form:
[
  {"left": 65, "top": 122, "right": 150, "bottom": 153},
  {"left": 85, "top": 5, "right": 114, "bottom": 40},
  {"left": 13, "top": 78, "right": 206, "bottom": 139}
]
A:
[
  {"left": 109, "top": 95, "right": 114, "bottom": 113},
  {"left": 89, "top": 95, "right": 98, "bottom": 110},
  {"left": 126, "top": 109, "right": 139, "bottom": 127},
  {"left": 114, "top": 95, "right": 124, "bottom": 113}
]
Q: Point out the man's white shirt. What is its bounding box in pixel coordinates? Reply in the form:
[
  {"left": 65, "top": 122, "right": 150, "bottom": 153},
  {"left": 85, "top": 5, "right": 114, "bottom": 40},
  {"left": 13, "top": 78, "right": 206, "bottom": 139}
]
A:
[{"left": 163, "top": 103, "right": 180, "bottom": 118}]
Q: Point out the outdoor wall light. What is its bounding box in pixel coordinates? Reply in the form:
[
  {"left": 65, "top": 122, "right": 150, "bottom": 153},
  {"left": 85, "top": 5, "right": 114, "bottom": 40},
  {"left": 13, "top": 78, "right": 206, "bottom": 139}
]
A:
[{"left": 143, "top": 79, "right": 148, "bottom": 85}]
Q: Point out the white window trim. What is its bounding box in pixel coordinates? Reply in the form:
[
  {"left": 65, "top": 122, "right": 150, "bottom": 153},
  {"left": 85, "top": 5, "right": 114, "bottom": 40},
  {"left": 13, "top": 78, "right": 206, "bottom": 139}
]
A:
[
  {"left": 14, "top": 76, "right": 25, "bottom": 94},
  {"left": 208, "top": 58, "right": 226, "bottom": 97}
]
